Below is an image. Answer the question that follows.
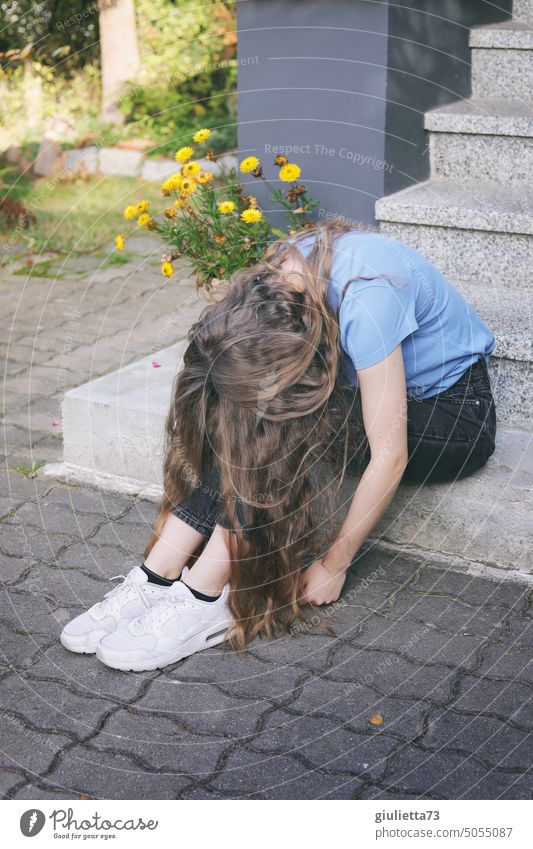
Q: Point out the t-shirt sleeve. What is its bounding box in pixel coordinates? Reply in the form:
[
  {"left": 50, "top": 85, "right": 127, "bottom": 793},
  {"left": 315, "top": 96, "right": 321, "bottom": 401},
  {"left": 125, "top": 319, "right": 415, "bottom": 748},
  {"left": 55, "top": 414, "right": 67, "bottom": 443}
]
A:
[{"left": 339, "top": 280, "right": 418, "bottom": 370}]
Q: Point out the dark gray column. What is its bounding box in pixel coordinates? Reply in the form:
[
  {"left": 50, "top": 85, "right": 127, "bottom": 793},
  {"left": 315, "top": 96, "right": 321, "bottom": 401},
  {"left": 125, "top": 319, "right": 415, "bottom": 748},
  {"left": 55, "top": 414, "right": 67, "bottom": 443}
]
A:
[{"left": 237, "top": 0, "right": 512, "bottom": 227}]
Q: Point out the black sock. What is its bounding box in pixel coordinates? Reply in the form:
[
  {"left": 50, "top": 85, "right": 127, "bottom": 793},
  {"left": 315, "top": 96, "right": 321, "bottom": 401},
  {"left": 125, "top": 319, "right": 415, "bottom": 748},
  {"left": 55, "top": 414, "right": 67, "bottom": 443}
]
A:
[
  {"left": 181, "top": 580, "right": 220, "bottom": 603},
  {"left": 140, "top": 563, "right": 179, "bottom": 587}
]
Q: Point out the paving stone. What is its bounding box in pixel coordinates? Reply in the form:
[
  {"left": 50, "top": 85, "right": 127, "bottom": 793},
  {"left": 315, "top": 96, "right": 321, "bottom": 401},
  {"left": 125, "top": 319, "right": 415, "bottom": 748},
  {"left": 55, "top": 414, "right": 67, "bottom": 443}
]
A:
[
  {"left": 476, "top": 643, "right": 533, "bottom": 685},
  {"left": 91, "top": 709, "right": 230, "bottom": 775},
  {"left": 135, "top": 676, "right": 268, "bottom": 736},
  {"left": 0, "top": 768, "right": 27, "bottom": 799},
  {"left": 45, "top": 745, "right": 194, "bottom": 799},
  {"left": 507, "top": 615, "right": 533, "bottom": 648},
  {"left": 389, "top": 588, "right": 508, "bottom": 638},
  {"left": 209, "top": 745, "right": 364, "bottom": 799},
  {"left": 251, "top": 710, "right": 395, "bottom": 779},
  {"left": 351, "top": 615, "right": 484, "bottom": 670},
  {"left": 285, "top": 676, "right": 427, "bottom": 741},
  {"left": 14, "top": 563, "right": 110, "bottom": 608},
  {"left": 4, "top": 501, "right": 103, "bottom": 538},
  {"left": 0, "top": 522, "right": 74, "bottom": 561},
  {"left": 12, "top": 781, "right": 78, "bottom": 799},
  {"left": 456, "top": 674, "right": 533, "bottom": 727},
  {"left": 42, "top": 487, "right": 134, "bottom": 518},
  {"left": 413, "top": 568, "right": 529, "bottom": 611},
  {"left": 1, "top": 709, "right": 70, "bottom": 777},
  {"left": 381, "top": 743, "right": 533, "bottom": 799},
  {"left": 30, "top": 642, "right": 152, "bottom": 703},
  {"left": 54, "top": 541, "right": 135, "bottom": 580},
  {"left": 324, "top": 642, "right": 454, "bottom": 704},
  {"left": 424, "top": 709, "right": 531, "bottom": 769},
  {"left": 0, "top": 619, "right": 54, "bottom": 669}
]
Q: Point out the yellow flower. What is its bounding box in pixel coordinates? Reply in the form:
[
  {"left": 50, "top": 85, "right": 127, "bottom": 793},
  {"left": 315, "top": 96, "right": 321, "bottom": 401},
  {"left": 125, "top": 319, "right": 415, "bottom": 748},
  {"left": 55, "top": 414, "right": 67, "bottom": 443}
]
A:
[
  {"left": 240, "top": 156, "right": 260, "bottom": 174},
  {"left": 217, "top": 200, "right": 235, "bottom": 214},
  {"left": 161, "top": 261, "right": 174, "bottom": 278},
  {"left": 164, "top": 206, "right": 177, "bottom": 219},
  {"left": 162, "top": 173, "right": 182, "bottom": 194},
  {"left": 137, "top": 213, "right": 151, "bottom": 228},
  {"left": 279, "top": 163, "right": 301, "bottom": 182},
  {"left": 241, "top": 207, "right": 263, "bottom": 224},
  {"left": 114, "top": 235, "right": 125, "bottom": 251},
  {"left": 182, "top": 160, "right": 201, "bottom": 178},
  {"left": 175, "top": 145, "right": 194, "bottom": 163},
  {"left": 197, "top": 171, "right": 213, "bottom": 184},
  {"left": 180, "top": 178, "right": 197, "bottom": 195},
  {"left": 136, "top": 199, "right": 149, "bottom": 214},
  {"left": 193, "top": 128, "right": 211, "bottom": 143},
  {"left": 123, "top": 205, "right": 137, "bottom": 220}
]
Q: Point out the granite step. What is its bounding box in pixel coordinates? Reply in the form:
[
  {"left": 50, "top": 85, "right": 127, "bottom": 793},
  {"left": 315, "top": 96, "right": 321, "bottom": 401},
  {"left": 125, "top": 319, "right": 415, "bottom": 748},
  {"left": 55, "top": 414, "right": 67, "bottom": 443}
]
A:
[
  {"left": 470, "top": 19, "right": 533, "bottom": 49},
  {"left": 456, "top": 282, "right": 532, "bottom": 428},
  {"left": 376, "top": 178, "right": 533, "bottom": 288},
  {"left": 514, "top": 0, "right": 533, "bottom": 21},
  {"left": 426, "top": 96, "right": 533, "bottom": 137},
  {"left": 426, "top": 97, "right": 533, "bottom": 186},
  {"left": 470, "top": 21, "right": 533, "bottom": 99}
]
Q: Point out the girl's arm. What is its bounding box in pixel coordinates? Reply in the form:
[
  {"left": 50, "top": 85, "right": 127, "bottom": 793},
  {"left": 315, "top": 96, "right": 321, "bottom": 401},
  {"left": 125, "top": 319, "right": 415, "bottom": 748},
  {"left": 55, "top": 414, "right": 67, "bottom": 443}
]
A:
[{"left": 302, "top": 345, "right": 408, "bottom": 604}]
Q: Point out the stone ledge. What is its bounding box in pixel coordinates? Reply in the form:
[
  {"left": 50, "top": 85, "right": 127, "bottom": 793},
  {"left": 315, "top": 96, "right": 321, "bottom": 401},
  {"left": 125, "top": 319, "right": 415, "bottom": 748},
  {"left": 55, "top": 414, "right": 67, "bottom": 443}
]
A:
[
  {"left": 376, "top": 178, "right": 533, "bottom": 235},
  {"left": 470, "top": 20, "right": 533, "bottom": 50},
  {"left": 425, "top": 97, "right": 533, "bottom": 137}
]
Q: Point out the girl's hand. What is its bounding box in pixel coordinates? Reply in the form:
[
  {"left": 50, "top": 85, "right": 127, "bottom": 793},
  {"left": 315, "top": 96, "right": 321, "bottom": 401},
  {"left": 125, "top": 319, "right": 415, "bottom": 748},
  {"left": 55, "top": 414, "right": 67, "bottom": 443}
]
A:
[{"left": 300, "top": 558, "right": 347, "bottom": 606}]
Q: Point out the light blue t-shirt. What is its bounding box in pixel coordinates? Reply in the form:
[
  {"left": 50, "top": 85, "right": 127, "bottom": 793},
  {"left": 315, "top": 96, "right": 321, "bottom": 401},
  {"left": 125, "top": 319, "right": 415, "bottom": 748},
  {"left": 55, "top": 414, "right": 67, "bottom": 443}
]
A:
[{"left": 295, "top": 231, "right": 495, "bottom": 399}]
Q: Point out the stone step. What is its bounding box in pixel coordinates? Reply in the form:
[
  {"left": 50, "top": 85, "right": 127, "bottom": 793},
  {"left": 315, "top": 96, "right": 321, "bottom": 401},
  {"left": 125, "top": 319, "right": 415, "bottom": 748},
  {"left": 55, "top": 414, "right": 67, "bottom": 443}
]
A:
[
  {"left": 426, "top": 97, "right": 533, "bottom": 186},
  {"left": 470, "top": 21, "right": 533, "bottom": 99},
  {"left": 376, "top": 178, "right": 533, "bottom": 288},
  {"left": 426, "top": 96, "right": 533, "bottom": 137},
  {"left": 455, "top": 282, "right": 532, "bottom": 429},
  {"left": 52, "top": 340, "right": 533, "bottom": 577},
  {"left": 514, "top": 0, "right": 533, "bottom": 21},
  {"left": 366, "top": 425, "right": 533, "bottom": 576},
  {"left": 470, "top": 19, "right": 533, "bottom": 49}
]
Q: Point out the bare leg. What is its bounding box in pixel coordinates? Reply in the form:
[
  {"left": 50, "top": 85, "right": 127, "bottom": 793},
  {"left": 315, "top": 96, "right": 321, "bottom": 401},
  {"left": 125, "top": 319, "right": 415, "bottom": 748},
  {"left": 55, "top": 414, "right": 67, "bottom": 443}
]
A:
[
  {"left": 144, "top": 513, "right": 205, "bottom": 579},
  {"left": 184, "top": 524, "right": 233, "bottom": 596}
]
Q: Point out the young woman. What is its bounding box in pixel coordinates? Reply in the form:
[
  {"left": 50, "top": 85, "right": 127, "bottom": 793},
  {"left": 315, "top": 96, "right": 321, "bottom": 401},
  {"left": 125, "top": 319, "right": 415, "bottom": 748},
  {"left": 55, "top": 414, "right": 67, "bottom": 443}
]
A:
[{"left": 61, "top": 221, "right": 496, "bottom": 671}]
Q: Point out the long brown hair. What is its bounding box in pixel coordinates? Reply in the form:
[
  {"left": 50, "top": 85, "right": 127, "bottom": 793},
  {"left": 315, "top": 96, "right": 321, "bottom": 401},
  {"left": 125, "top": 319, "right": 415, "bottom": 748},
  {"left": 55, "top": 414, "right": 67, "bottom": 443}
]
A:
[{"left": 146, "top": 219, "right": 367, "bottom": 649}]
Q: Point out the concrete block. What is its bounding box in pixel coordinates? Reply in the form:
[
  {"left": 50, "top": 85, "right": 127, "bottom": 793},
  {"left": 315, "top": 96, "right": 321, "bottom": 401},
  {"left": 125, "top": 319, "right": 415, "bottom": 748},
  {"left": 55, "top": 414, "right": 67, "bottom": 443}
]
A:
[
  {"left": 62, "top": 146, "right": 99, "bottom": 176},
  {"left": 62, "top": 341, "right": 187, "bottom": 486},
  {"left": 98, "top": 146, "right": 143, "bottom": 177}
]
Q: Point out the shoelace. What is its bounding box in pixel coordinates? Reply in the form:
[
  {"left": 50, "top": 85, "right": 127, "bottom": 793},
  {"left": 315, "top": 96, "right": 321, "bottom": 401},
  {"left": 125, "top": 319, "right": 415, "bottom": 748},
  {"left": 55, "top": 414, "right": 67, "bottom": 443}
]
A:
[
  {"left": 129, "top": 593, "right": 189, "bottom": 635},
  {"left": 93, "top": 573, "right": 151, "bottom": 619}
]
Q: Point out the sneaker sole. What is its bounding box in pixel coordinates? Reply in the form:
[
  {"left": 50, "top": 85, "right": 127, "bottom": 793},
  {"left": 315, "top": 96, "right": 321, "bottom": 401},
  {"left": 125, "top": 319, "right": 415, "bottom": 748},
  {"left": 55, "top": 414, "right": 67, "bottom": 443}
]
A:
[{"left": 95, "top": 619, "right": 233, "bottom": 672}]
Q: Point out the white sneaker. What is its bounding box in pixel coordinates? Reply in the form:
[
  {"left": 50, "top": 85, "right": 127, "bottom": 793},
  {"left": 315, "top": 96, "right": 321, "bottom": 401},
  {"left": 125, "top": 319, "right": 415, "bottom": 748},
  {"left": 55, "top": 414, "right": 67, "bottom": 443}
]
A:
[
  {"left": 60, "top": 566, "right": 171, "bottom": 654},
  {"left": 95, "top": 575, "right": 233, "bottom": 671}
]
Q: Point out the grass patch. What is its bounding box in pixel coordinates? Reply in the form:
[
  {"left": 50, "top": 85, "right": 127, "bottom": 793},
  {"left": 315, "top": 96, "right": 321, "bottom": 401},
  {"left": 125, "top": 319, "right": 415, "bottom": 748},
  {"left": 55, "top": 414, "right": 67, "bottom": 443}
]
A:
[
  {"left": 1, "top": 175, "right": 164, "bottom": 255},
  {"left": 14, "top": 460, "right": 46, "bottom": 478},
  {"left": 103, "top": 251, "right": 134, "bottom": 266}
]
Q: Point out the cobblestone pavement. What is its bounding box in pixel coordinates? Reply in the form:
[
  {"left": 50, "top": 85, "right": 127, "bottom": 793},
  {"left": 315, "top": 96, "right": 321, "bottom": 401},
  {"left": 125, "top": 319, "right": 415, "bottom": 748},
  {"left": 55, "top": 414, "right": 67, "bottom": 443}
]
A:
[{"left": 1, "top": 240, "right": 532, "bottom": 800}]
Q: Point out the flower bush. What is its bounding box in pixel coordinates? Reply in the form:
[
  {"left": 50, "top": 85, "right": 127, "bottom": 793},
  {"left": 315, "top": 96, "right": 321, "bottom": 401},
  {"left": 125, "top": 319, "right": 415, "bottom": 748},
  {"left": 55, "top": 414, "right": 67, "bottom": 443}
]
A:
[{"left": 116, "top": 129, "right": 319, "bottom": 289}]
